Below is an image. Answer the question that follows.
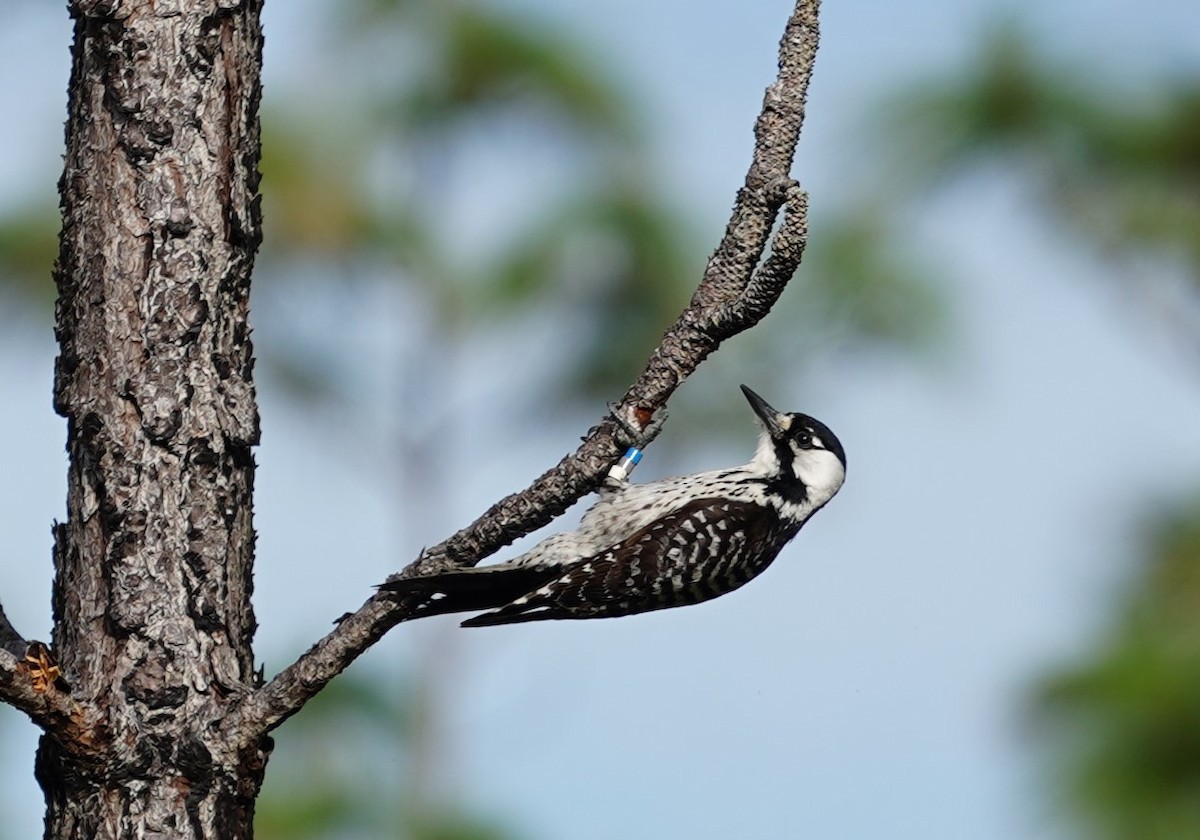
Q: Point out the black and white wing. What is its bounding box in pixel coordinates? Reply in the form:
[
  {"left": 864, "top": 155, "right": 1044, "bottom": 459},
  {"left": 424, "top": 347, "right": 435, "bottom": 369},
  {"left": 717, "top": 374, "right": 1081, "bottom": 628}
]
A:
[{"left": 461, "top": 497, "right": 792, "bottom": 627}]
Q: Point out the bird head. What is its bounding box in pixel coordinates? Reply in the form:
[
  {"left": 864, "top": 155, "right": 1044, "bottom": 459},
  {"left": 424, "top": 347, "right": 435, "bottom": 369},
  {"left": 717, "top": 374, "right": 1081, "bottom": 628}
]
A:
[{"left": 741, "top": 384, "right": 846, "bottom": 502}]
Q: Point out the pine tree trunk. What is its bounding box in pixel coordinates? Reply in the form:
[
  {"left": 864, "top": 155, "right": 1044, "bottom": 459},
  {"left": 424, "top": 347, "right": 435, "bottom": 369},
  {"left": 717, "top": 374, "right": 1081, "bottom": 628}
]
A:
[{"left": 43, "top": 2, "right": 268, "bottom": 836}]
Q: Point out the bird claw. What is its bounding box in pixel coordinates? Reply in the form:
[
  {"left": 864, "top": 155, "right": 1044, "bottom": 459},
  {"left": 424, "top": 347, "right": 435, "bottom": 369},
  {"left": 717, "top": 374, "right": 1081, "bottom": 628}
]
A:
[
  {"left": 607, "top": 402, "right": 667, "bottom": 450},
  {"left": 602, "top": 402, "right": 666, "bottom": 486}
]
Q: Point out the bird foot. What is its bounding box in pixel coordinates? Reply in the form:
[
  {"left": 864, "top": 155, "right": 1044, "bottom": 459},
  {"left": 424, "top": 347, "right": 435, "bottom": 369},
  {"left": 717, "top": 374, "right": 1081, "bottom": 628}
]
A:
[
  {"left": 607, "top": 402, "right": 667, "bottom": 450},
  {"left": 603, "top": 402, "right": 666, "bottom": 485}
]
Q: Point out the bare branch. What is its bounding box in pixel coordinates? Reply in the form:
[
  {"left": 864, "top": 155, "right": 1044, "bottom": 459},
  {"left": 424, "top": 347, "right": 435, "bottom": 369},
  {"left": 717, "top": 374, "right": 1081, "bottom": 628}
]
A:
[
  {"left": 719, "top": 183, "right": 810, "bottom": 330},
  {"left": 0, "top": 606, "right": 98, "bottom": 744},
  {"left": 0, "top": 648, "right": 77, "bottom": 730},
  {"left": 232, "top": 0, "right": 822, "bottom": 743}
]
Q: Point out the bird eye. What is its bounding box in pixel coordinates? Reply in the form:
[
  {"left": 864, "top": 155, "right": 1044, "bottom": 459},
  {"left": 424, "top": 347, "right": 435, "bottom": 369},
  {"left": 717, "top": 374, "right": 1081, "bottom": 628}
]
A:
[{"left": 796, "top": 432, "right": 812, "bottom": 447}]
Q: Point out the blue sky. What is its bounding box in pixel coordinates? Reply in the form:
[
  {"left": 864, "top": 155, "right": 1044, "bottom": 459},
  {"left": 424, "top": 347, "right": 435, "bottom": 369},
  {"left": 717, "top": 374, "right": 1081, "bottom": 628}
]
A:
[{"left": 3, "top": 1, "right": 1200, "bottom": 838}]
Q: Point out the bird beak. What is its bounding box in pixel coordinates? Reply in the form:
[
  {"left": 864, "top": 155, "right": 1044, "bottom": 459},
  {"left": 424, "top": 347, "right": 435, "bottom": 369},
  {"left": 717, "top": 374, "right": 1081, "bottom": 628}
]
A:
[{"left": 740, "top": 385, "right": 785, "bottom": 439}]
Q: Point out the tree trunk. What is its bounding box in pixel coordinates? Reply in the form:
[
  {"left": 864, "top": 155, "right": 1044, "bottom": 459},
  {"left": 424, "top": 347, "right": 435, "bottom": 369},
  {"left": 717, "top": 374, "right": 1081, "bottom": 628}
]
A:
[{"left": 43, "top": 2, "right": 267, "bottom": 837}]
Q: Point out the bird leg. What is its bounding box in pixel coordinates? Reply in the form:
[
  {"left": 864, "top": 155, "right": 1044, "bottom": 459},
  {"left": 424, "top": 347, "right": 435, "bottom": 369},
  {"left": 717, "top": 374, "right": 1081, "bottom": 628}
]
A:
[{"left": 604, "top": 402, "right": 667, "bottom": 485}]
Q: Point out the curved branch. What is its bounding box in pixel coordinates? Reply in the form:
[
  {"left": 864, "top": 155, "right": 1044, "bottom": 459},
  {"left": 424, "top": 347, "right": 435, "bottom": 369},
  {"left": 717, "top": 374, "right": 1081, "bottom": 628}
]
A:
[{"left": 232, "top": 0, "right": 822, "bottom": 744}]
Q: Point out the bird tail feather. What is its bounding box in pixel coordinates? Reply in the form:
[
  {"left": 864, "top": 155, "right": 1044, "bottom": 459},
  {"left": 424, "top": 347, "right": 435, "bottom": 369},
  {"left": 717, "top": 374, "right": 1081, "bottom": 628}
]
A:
[
  {"left": 378, "top": 564, "right": 558, "bottom": 619},
  {"left": 459, "top": 602, "right": 566, "bottom": 628}
]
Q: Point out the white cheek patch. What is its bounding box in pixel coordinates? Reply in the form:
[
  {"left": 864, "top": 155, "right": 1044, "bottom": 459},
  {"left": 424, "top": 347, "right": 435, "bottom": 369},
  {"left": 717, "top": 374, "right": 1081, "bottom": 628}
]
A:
[{"left": 792, "top": 450, "right": 846, "bottom": 497}]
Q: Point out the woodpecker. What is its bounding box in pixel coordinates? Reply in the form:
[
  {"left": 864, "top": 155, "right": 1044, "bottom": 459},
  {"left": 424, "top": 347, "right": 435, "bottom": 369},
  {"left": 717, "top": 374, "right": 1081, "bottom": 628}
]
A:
[{"left": 380, "top": 385, "right": 845, "bottom": 626}]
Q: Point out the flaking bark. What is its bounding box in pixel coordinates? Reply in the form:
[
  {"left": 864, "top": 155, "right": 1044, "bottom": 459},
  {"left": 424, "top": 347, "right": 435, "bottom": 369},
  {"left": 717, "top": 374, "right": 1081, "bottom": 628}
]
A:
[{"left": 38, "top": 2, "right": 268, "bottom": 837}]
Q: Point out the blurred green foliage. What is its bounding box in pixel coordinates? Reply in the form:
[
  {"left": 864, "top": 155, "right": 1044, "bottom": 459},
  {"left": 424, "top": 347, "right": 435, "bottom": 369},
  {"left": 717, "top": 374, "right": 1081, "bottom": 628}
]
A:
[
  {"left": 1034, "top": 495, "right": 1200, "bottom": 839},
  {"left": 863, "top": 20, "right": 1200, "bottom": 840},
  {"left": 882, "top": 23, "right": 1200, "bottom": 281},
  {"left": 0, "top": 0, "right": 941, "bottom": 417},
  {"left": 360, "top": 1, "right": 640, "bottom": 143},
  {"left": 256, "top": 671, "right": 517, "bottom": 840},
  {"left": 0, "top": 202, "right": 57, "bottom": 307}
]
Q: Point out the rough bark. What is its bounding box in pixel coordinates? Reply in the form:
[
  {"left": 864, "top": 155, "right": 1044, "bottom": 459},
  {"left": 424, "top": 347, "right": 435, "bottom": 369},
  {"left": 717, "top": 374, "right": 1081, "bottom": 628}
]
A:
[{"left": 37, "top": 1, "right": 267, "bottom": 837}]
